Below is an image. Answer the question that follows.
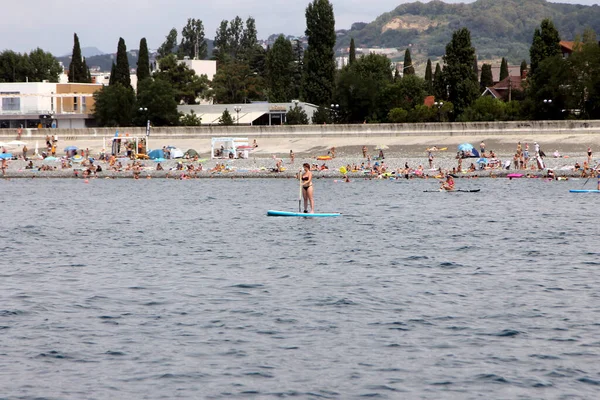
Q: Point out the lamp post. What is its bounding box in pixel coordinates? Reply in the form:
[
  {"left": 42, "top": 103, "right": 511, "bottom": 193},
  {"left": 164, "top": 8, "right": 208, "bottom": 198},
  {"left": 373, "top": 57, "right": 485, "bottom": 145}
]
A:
[
  {"left": 139, "top": 107, "right": 149, "bottom": 153},
  {"left": 330, "top": 103, "right": 339, "bottom": 124},
  {"left": 543, "top": 99, "right": 552, "bottom": 119},
  {"left": 434, "top": 101, "right": 443, "bottom": 122},
  {"left": 234, "top": 106, "right": 242, "bottom": 125}
]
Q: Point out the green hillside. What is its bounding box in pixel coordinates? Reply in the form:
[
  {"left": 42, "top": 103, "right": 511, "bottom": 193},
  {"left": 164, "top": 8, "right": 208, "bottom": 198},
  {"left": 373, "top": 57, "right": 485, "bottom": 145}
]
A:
[{"left": 336, "top": 0, "right": 600, "bottom": 62}]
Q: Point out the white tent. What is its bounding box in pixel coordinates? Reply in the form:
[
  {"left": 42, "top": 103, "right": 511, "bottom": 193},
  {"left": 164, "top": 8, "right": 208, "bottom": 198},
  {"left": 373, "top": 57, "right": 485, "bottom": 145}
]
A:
[{"left": 211, "top": 137, "right": 249, "bottom": 159}]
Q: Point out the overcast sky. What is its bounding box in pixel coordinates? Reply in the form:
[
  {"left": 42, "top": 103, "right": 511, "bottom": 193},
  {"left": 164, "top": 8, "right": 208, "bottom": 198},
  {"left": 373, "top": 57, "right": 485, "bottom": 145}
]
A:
[{"left": 3, "top": 0, "right": 599, "bottom": 56}]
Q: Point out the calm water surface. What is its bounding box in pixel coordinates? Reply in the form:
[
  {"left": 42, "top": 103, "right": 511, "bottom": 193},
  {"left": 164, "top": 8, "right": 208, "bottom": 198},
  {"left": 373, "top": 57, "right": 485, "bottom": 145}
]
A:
[{"left": 1, "top": 177, "right": 599, "bottom": 399}]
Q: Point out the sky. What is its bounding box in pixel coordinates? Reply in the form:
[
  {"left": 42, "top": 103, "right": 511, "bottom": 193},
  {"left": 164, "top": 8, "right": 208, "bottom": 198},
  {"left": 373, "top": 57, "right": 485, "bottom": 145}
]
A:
[{"left": 2, "top": 0, "right": 599, "bottom": 56}]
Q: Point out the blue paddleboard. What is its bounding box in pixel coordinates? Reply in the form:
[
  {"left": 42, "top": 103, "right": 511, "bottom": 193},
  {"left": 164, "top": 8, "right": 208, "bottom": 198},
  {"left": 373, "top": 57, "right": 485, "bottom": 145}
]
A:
[
  {"left": 267, "top": 210, "right": 341, "bottom": 217},
  {"left": 570, "top": 189, "right": 600, "bottom": 193}
]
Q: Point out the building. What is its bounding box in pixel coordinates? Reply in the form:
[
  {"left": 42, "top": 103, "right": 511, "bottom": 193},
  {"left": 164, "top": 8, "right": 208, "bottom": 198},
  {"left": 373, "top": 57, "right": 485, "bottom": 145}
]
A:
[
  {"left": 0, "top": 82, "right": 103, "bottom": 129},
  {"left": 481, "top": 75, "right": 524, "bottom": 102},
  {"left": 178, "top": 102, "right": 319, "bottom": 126},
  {"left": 179, "top": 59, "right": 217, "bottom": 81}
]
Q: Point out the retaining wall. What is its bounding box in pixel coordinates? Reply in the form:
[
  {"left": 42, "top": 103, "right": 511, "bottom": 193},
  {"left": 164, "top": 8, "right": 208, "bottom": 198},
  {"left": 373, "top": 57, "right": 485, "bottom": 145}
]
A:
[{"left": 2, "top": 120, "right": 600, "bottom": 140}]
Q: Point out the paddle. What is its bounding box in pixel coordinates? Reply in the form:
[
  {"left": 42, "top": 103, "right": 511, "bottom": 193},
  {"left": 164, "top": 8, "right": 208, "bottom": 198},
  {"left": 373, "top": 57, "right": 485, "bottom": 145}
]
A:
[{"left": 298, "top": 168, "right": 303, "bottom": 213}]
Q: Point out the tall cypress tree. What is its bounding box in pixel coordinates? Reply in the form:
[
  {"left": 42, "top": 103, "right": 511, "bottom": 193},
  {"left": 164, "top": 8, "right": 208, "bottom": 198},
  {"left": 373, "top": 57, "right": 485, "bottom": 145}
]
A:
[
  {"left": 500, "top": 57, "right": 509, "bottom": 81},
  {"left": 349, "top": 38, "right": 356, "bottom": 65},
  {"left": 113, "top": 37, "right": 131, "bottom": 88},
  {"left": 403, "top": 48, "right": 415, "bottom": 75},
  {"left": 480, "top": 63, "right": 493, "bottom": 90},
  {"left": 266, "top": 35, "right": 294, "bottom": 102},
  {"left": 109, "top": 62, "right": 116, "bottom": 85},
  {"left": 433, "top": 62, "right": 446, "bottom": 100},
  {"left": 529, "top": 18, "right": 561, "bottom": 76},
  {"left": 442, "top": 27, "right": 480, "bottom": 115},
  {"left": 68, "top": 33, "right": 84, "bottom": 83},
  {"left": 137, "top": 37, "right": 151, "bottom": 81},
  {"left": 81, "top": 57, "right": 92, "bottom": 83},
  {"left": 424, "top": 58, "right": 433, "bottom": 93},
  {"left": 302, "top": 0, "right": 336, "bottom": 106},
  {"left": 520, "top": 60, "right": 528, "bottom": 77}
]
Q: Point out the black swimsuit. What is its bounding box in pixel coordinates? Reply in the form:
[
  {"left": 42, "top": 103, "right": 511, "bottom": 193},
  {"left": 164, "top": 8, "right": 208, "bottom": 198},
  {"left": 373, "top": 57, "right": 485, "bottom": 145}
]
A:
[{"left": 302, "top": 176, "right": 311, "bottom": 189}]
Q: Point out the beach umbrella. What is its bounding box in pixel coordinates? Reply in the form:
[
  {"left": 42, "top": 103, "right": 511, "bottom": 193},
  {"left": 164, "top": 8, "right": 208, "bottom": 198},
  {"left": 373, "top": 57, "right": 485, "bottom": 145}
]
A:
[
  {"left": 153, "top": 158, "right": 166, "bottom": 162},
  {"left": 458, "top": 143, "right": 474, "bottom": 152},
  {"left": 476, "top": 158, "right": 488, "bottom": 164},
  {"left": 64, "top": 146, "right": 78, "bottom": 152},
  {"left": 375, "top": 145, "right": 389, "bottom": 150},
  {"left": 0, "top": 153, "right": 12, "bottom": 159}
]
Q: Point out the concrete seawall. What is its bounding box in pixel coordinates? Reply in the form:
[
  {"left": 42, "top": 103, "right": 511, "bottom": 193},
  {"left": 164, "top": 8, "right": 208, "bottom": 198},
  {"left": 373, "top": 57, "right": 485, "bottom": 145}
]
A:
[{"left": 2, "top": 120, "right": 600, "bottom": 141}]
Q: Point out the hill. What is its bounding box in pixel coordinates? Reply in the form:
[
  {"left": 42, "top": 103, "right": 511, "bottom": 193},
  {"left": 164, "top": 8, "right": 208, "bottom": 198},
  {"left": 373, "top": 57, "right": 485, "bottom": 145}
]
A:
[{"left": 335, "top": 0, "right": 600, "bottom": 63}]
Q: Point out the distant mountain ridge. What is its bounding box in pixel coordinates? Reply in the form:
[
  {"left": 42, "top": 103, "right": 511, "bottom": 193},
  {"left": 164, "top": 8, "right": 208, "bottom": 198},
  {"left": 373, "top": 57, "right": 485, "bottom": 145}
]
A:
[
  {"left": 61, "top": 46, "right": 106, "bottom": 58},
  {"left": 334, "top": 0, "right": 600, "bottom": 62}
]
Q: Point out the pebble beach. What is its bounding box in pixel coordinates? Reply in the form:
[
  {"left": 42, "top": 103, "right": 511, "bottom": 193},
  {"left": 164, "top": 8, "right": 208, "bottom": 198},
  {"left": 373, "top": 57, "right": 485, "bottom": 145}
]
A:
[{"left": 0, "top": 135, "right": 598, "bottom": 180}]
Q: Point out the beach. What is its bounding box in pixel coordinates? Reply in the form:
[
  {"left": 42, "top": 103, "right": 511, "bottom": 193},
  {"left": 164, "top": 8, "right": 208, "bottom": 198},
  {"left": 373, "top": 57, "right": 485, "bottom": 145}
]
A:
[{"left": 1, "top": 133, "right": 598, "bottom": 179}]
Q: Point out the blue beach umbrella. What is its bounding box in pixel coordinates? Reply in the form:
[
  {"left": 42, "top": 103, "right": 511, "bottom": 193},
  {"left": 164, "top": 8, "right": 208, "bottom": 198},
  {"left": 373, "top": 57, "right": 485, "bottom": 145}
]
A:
[
  {"left": 64, "top": 146, "right": 78, "bottom": 152},
  {"left": 0, "top": 153, "right": 12, "bottom": 159},
  {"left": 458, "top": 143, "right": 474, "bottom": 152}
]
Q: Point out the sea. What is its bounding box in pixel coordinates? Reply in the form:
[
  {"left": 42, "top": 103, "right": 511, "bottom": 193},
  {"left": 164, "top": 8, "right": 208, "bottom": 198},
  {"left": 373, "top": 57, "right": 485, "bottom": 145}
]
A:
[{"left": 1, "top": 177, "right": 599, "bottom": 400}]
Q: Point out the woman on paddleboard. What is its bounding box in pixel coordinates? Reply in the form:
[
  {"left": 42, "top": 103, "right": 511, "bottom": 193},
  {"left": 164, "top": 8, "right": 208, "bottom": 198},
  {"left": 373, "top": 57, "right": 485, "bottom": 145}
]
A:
[
  {"left": 301, "top": 163, "right": 314, "bottom": 213},
  {"left": 441, "top": 174, "right": 455, "bottom": 191}
]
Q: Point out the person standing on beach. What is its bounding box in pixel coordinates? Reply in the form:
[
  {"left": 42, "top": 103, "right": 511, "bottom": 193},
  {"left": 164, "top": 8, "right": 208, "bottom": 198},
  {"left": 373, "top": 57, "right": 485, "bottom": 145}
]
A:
[
  {"left": 362, "top": 146, "right": 367, "bottom": 158},
  {"left": 587, "top": 147, "right": 592, "bottom": 163},
  {"left": 428, "top": 152, "right": 434, "bottom": 169},
  {"left": 480, "top": 141, "right": 486, "bottom": 154},
  {"left": 1, "top": 158, "right": 7, "bottom": 176},
  {"left": 22, "top": 145, "right": 28, "bottom": 160},
  {"left": 301, "top": 163, "right": 314, "bottom": 213},
  {"left": 290, "top": 150, "right": 295, "bottom": 163}
]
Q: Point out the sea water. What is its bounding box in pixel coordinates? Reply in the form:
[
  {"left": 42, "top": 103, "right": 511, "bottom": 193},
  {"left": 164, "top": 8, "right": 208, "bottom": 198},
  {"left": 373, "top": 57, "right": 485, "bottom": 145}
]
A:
[{"left": 1, "top": 177, "right": 599, "bottom": 399}]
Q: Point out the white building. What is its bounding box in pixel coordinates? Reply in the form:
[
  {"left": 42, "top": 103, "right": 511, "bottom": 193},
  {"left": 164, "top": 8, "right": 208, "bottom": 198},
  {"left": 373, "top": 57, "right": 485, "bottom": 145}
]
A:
[{"left": 179, "top": 59, "right": 217, "bottom": 81}]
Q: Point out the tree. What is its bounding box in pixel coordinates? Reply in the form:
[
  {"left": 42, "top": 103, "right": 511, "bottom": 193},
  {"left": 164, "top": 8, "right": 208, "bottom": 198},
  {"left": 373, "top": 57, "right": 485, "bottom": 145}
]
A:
[
  {"left": 137, "top": 38, "right": 151, "bottom": 81},
  {"left": 335, "top": 53, "right": 393, "bottom": 123},
  {"left": 403, "top": 48, "right": 415, "bottom": 75},
  {"left": 0, "top": 51, "right": 27, "bottom": 82},
  {"left": 529, "top": 18, "right": 561, "bottom": 76},
  {"left": 480, "top": 63, "right": 493, "bottom": 90},
  {"left": 211, "top": 62, "right": 259, "bottom": 103},
  {"left": 178, "top": 18, "right": 207, "bottom": 60},
  {"left": 500, "top": 57, "right": 509, "bottom": 81},
  {"left": 68, "top": 33, "right": 89, "bottom": 83},
  {"left": 219, "top": 109, "right": 234, "bottom": 125},
  {"left": 292, "top": 39, "right": 304, "bottom": 99},
  {"left": 520, "top": 60, "right": 528, "bottom": 77},
  {"left": 135, "top": 78, "right": 179, "bottom": 126},
  {"left": 385, "top": 74, "right": 426, "bottom": 112},
  {"left": 266, "top": 35, "right": 294, "bottom": 102},
  {"left": 155, "top": 54, "right": 209, "bottom": 104},
  {"left": 213, "top": 16, "right": 259, "bottom": 65},
  {"left": 286, "top": 104, "right": 309, "bottom": 124},
  {"left": 458, "top": 96, "right": 507, "bottom": 121},
  {"left": 108, "top": 62, "right": 116, "bottom": 85},
  {"left": 302, "top": 0, "right": 336, "bottom": 106},
  {"left": 180, "top": 110, "right": 202, "bottom": 126},
  {"left": 93, "top": 84, "right": 136, "bottom": 127},
  {"left": 158, "top": 28, "right": 178, "bottom": 59},
  {"left": 433, "top": 62, "right": 446, "bottom": 100},
  {"left": 239, "top": 17, "right": 258, "bottom": 63},
  {"left": 112, "top": 38, "right": 131, "bottom": 88},
  {"left": 26, "top": 48, "right": 63, "bottom": 82},
  {"left": 311, "top": 105, "right": 331, "bottom": 124},
  {"left": 442, "top": 28, "right": 480, "bottom": 116},
  {"left": 349, "top": 38, "right": 356, "bottom": 65},
  {"left": 424, "top": 58, "right": 433, "bottom": 94}
]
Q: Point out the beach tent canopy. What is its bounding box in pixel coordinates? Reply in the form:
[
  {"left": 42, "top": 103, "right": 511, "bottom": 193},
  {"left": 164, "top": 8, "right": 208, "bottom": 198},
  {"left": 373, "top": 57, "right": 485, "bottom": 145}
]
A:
[
  {"left": 185, "top": 149, "right": 199, "bottom": 158},
  {"left": 148, "top": 149, "right": 164, "bottom": 159},
  {"left": 211, "top": 137, "right": 249, "bottom": 159},
  {"left": 170, "top": 148, "right": 184, "bottom": 159}
]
